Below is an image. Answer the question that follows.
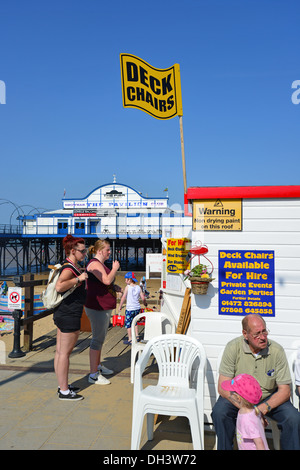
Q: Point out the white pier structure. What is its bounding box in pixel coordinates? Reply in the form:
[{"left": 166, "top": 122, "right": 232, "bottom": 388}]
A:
[{"left": 20, "top": 181, "right": 191, "bottom": 240}]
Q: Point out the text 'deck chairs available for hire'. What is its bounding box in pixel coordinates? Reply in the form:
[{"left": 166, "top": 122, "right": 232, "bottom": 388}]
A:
[
  {"left": 131, "top": 334, "right": 207, "bottom": 450},
  {"left": 130, "top": 311, "right": 176, "bottom": 383}
]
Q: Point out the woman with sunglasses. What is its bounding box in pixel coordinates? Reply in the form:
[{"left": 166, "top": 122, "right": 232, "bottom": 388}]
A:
[{"left": 54, "top": 234, "right": 88, "bottom": 401}]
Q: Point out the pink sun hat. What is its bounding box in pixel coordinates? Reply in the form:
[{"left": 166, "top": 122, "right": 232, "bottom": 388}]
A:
[{"left": 221, "top": 373, "right": 262, "bottom": 404}]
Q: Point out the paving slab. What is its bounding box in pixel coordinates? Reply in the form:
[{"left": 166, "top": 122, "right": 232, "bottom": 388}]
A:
[{"left": 0, "top": 325, "right": 219, "bottom": 451}]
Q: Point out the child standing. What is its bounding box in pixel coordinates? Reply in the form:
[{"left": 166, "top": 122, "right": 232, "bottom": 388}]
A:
[
  {"left": 118, "top": 272, "right": 146, "bottom": 344},
  {"left": 140, "top": 276, "right": 150, "bottom": 298},
  {"left": 221, "top": 374, "right": 269, "bottom": 450}
]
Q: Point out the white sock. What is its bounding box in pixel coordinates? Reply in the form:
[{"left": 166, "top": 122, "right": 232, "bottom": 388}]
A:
[
  {"left": 60, "top": 389, "right": 70, "bottom": 395},
  {"left": 90, "top": 372, "right": 98, "bottom": 378}
]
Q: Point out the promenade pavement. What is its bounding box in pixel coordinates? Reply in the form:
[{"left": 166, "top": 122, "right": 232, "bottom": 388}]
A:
[{"left": 0, "top": 325, "right": 216, "bottom": 451}]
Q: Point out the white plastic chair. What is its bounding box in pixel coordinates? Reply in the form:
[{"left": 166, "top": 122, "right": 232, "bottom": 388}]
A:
[
  {"left": 131, "top": 334, "right": 207, "bottom": 450},
  {"left": 0, "top": 340, "right": 6, "bottom": 365},
  {"left": 288, "top": 349, "right": 298, "bottom": 407},
  {"left": 130, "top": 311, "right": 176, "bottom": 383},
  {"left": 216, "top": 347, "right": 281, "bottom": 450},
  {"left": 265, "top": 350, "right": 299, "bottom": 449}
]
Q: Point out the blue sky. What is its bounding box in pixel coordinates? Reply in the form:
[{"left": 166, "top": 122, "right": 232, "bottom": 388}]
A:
[{"left": 0, "top": 0, "right": 299, "bottom": 224}]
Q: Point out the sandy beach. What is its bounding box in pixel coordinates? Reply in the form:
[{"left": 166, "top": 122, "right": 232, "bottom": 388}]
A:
[{"left": 0, "top": 271, "right": 162, "bottom": 353}]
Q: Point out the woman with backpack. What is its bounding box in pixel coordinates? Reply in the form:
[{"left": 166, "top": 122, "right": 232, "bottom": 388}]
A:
[{"left": 54, "top": 234, "right": 88, "bottom": 401}]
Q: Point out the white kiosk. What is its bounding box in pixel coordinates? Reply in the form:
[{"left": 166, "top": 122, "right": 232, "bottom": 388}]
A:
[{"left": 161, "top": 185, "right": 300, "bottom": 427}]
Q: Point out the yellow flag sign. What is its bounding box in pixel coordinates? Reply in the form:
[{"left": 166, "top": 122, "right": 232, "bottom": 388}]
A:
[{"left": 120, "top": 54, "right": 183, "bottom": 120}]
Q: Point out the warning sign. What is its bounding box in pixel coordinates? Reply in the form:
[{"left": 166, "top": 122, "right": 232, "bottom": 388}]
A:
[
  {"left": 8, "top": 287, "right": 22, "bottom": 310},
  {"left": 193, "top": 199, "right": 242, "bottom": 231}
]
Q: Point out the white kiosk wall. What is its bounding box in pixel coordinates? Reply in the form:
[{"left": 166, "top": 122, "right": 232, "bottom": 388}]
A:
[{"left": 187, "top": 186, "right": 300, "bottom": 425}]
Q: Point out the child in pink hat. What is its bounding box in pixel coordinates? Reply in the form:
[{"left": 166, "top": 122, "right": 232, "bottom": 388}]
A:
[{"left": 221, "top": 374, "right": 269, "bottom": 450}]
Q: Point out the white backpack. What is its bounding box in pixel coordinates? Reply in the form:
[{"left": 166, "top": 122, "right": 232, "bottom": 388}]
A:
[{"left": 40, "top": 263, "right": 78, "bottom": 310}]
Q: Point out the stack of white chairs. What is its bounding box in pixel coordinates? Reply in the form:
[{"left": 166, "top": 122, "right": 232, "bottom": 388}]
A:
[
  {"left": 131, "top": 333, "right": 207, "bottom": 450},
  {"left": 130, "top": 311, "right": 176, "bottom": 383}
]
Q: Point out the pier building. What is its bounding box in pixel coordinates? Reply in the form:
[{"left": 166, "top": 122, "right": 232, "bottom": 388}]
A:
[{"left": 0, "top": 179, "right": 192, "bottom": 274}]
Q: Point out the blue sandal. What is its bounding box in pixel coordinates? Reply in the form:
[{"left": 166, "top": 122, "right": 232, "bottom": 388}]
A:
[{"left": 123, "top": 339, "right": 132, "bottom": 345}]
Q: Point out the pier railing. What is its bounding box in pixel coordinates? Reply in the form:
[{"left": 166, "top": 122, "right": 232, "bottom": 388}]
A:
[
  {"left": 0, "top": 224, "right": 22, "bottom": 235},
  {"left": 5, "top": 272, "right": 161, "bottom": 357}
]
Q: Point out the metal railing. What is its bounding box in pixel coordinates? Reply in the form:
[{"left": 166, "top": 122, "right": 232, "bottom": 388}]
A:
[
  {"left": 0, "top": 224, "right": 22, "bottom": 235},
  {"left": 5, "top": 272, "right": 162, "bottom": 357},
  {"left": 21, "top": 224, "right": 163, "bottom": 237}
]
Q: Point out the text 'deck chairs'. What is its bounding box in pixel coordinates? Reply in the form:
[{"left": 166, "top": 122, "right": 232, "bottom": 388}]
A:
[
  {"left": 130, "top": 311, "right": 176, "bottom": 383},
  {"left": 131, "top": 334, "right": 207, "bottom": 450}
]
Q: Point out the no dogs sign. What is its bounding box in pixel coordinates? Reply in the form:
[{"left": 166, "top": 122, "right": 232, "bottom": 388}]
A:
[{"left": 8, "top": 287, "right": 22, "bottom": 310}]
